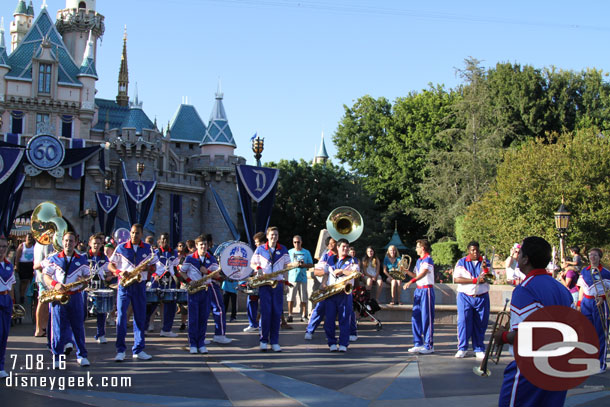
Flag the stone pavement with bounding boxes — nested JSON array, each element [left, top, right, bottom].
[[2, 314, 609, 406]]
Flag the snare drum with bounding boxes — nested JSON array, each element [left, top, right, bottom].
[[160, 288, 178, 303], [90, 289, 115, 314], [175, 289, 188, 304], [216, 241, 254, 281], [146, 288, 160, 304]]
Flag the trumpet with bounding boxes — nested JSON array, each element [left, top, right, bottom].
[[120, 249, 155, 287], [473, 298, 510, 376], [481, 247, 496, 284], [187, 269, 221, 294], [388, 254, 412, 281], [40, 274, 95, 305], [310, 270, 362, 304], [248, 262, 300, 289]]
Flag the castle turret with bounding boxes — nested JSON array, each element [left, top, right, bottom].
[[56, 0, 104, 66], [9, 0, 30, 52], [313, 131, 329, 165], [200, 81, 237, 160], [116, 27, 129, 107], [77, 30, 97, 111], [0, 18, 10, 106]]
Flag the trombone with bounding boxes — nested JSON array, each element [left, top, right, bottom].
[[474, 298, 510, 377]]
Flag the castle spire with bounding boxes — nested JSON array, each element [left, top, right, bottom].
[[78, 30, 97, 78], [0, 18, 8, 68], [314, 131, 329, 164], [116, 26, 129, 107]]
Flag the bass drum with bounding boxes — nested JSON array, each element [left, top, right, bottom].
[[215, 241, 254, 281]]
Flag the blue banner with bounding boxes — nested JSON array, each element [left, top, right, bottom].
[[236, 165, 279, 203], [69, 138, 85, 179], [209, 184, 240, 241], [95, 192, 120, 237], [122, 179, 156, 226], [2, 173, 25, 237], [170, 194, 182, 248], [0, 147, 25, 236], [236, 173, 254, 247]]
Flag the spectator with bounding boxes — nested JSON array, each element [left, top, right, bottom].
[[504, 243, 526, 285], [362, 246, 382, 300], [383, 245, 402, 305]]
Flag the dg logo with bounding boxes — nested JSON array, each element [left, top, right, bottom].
[[514, 305, 599, 391]]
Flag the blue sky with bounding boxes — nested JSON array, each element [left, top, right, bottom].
[[3, 0, 610, 165]]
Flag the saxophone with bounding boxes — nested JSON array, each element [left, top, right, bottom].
[[187, 269, 221, 294], [120, 249, 155, 287], [40, 274, 95, 305], [248, 262, 299, 289], [388, 254, 412, 280], [310, 270, 362, 304]]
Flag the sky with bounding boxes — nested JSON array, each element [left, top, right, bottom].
[[3, 0, 610, 166]]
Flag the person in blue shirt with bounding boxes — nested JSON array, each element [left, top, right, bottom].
[[0, 236, 16, 378], [222, 278, 239, 321], [383, 245, 402, 305], [287, 235, 313, 322], [495, 236, 574, 407]]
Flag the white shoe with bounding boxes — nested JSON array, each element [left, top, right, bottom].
[[243, 325, 259, 333], [160, 331, 178, 338], [198, 346, 208, 354], [133, 351, 152, 360], [271, 344, 282, 352], [0, 370, 8, 379], [339, 345, 347, 352], [77, 357, 90, 366], [455, 350, 468, 358], [189, 347, 198, 354], [260, 342, 269, 351], [418, 347, 434, 354], [349, 335, 358, 342], [114, 352, 125, 362], [96, 336, 108, 344], [204, 339, 212, 345], [408, 346, 424, 353], [213, 335, 232, 344], [304, 332, 313, 340], [329, 344, 338, 352], [475, 352, 486, 360]]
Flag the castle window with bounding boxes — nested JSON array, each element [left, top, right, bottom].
[[79, 2, 87, 9], [189, 144, 194, 150], [38, 64, 52, 94], [36, 114, 50, 133], [61, 115, 73, 138], [11, 111, 24, 134]]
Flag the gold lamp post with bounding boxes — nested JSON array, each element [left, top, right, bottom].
[[554, 197, 571, 270], [136, 162, 145, 180], [251, 136, 264, 167]]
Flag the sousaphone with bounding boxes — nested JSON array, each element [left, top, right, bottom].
[[31, 202, 68, 251], [326, 206, 363, 243]]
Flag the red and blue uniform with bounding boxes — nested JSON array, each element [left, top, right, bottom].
[[0, 259, 15, 372], [251, 242, 290, 346], [324, 254, 359, 348], [110, 240, 160, 355], [44, 251, 90, 359], [181, 252, 215, 348], [577, 265, 610, 371], [499, 269, 573, 406], [87, 250, 110, 340], [146, 247, 179, 333], [453, 255, 491, 352], [412, 253, 435, 350], [205, 250, 227, 337], [306, 249, 336, 336]]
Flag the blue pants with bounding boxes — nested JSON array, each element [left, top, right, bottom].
[[412, 287, 435, 349], [259, 283, 283, 345], [307, 300, 325, 334], [116, 281, 147, 354], [347, 293, 357, 336], [145, 281, 178, 332], [96, 312, 107, 339], [0, 295, 12, 370], [209, 283, 226, 336], [456, 292, 489, 352], [247, 295, 259, 328], [187, 289, 211, 348], [581, 297, 608, 370], [324, 293, 349, 347], [50, 293, 87, 358], [499, 360, 566, 406]]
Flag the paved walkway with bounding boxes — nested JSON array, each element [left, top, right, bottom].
[[2, 314, 609, 406]]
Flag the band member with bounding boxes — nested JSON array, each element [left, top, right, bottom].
[[495, 236, 573, 406], [87, 234, 111, 343], [205, 238, 232, 345], [287, 235, 313, 322], [179, 235, 214, 353], [347, 246, 359, 341], [33, 241, 54, 339], [321, 238, 359, 352], [250, 226, 291, 352], [576, 248, 610, 373], [305, 237, 336, 340], [108, 223, 160, 361], [146, 233, 179, 337], [43, 232, 91, 368], [0, 236, 16, 378], [243, 232, 265, 333], [453, 241, 491, 359], [403, 239, 435, 354]]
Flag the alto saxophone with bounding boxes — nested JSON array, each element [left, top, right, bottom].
[[120, 250, 155, 288], [310, 270, 363, 304], [187, 269, 221, 294], [40, 274, 95, 305], [248, 262, 299, 289]]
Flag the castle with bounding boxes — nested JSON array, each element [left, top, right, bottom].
[[0, 0, 246, 243]]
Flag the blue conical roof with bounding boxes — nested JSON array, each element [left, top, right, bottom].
[[201, 83, 236, 147], [0, 22, 8, 68], [169, 104, 207, 142], [27, 0, 34, 16], [15, 0, 27, 15], [78, 31, 97, 78], [383, 227, 408, 250], [316, 132, 329, 158]]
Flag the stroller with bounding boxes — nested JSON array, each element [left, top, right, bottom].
[[352, 286, 382, 330]]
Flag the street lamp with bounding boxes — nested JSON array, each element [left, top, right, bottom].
[[136, 162, 145, 180], [251, 135, 264, 167], [104, 173, 114, 191], [554, 197, 571, 272]]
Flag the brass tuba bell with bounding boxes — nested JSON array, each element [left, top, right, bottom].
[[326, 206, 364, 243], [31, 202, 68, 251]]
